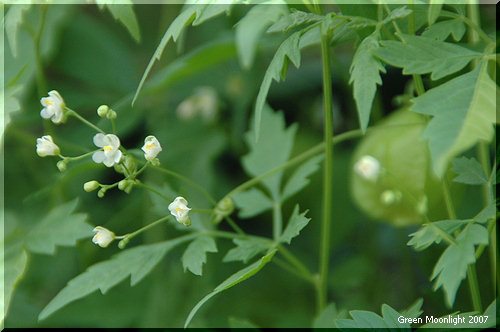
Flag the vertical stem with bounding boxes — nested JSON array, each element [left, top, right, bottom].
[[318, 24, 334, 314], [467, 265, 483, 313], [34, 4, 49, 97], [273, 201, 283, 242]]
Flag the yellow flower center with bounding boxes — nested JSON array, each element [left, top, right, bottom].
[[145, 143, 154, 150], [103, 145, 113, 151], [46, 100, 53, 105], [176, 207, 182, 212]]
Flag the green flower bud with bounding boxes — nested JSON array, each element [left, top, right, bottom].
[[118, 179, 128, 191], [124, 182, 134, 194], [97, 188, 106, 198], [106, 110, 117, 120], [151, 158, 160, 167], [56, 160, 67, 172], [97, 105, 109, 118], [84, 180, 100, 192], [119, 155, 137, 176], [118, 237, 130, 249], [212, 197, 235, 224]]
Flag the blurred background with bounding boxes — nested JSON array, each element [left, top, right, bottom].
[[2, 3, 497, 327]]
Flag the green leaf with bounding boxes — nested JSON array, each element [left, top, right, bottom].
[[1, 242, 28, 326], [428, 0, 444, 26], [182, 236, 217, 276], [96, 0, 141, 42], [192, 1, 233, 26], [421, 19, 466, 41], [451, 156, 488, 185], [411, 62, 497, 176], [5, 4, 31, 57], [473, 202, 496, 224], [243, 105, 297, 198], [408, 219, 468, 251], [39, 235, 194, 320], [1, 85, 23, 140], [267, 9, 323, 33], [313, 303, 347, 328], [132, 6, 196, 106], [282, 155, 323, 201], [235, 1, 288, 69], [232, 188, 273, 219], [374, 34, 481, 80], [336, 302, 416, 330], [381, 6, 412, 25], [24, 199, 93, 255], [254, 31, 301, 141], [184, 249, 277, 328], [431, 223, 489, 307], [223, 238, 269, 264], [280, 205, 310, 245], [400, 298, 424, 319], [349, 34, 386, 133]]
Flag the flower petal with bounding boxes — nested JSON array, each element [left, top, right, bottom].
[[92, 151, 105, 163], [107, 134, 120, 149], [113, 150, 122, 164], [40, 107, 53, 119], [93, 133, 107, 147]]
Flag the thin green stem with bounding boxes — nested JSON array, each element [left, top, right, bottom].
[[134, 161, 150, 178], [151, 165, 215, 204], [467, 2, 481, 45], [442, 178, 457, 220], [278, 244, 314, 282], [61, 150, 96, 162], [224, 216, 246, 236], [204, 230, 272, 245], [408, 0, 415, 35], [111, 118, 117, 135], [272, 257, 313, 283], [66, 108, 105, 134], [301, 0, 316, 14], [118, 215, 172, 248], [272, 201, 283, 242], [191, 209, 213, 214], [135, 182, 173, 202], [34, 5, 48, 97], [467, 265, 482, 313], [318, 24, 334, 314]]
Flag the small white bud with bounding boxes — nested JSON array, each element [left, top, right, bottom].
[[84, 180, 100, 192], [36, 135, 60, 157], [168, 196, 192, 226], [92, 226, 115, 248], [97, 105, 109, 118]]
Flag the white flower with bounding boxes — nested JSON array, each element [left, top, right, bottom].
[[141, 135, 162, 161], [354, 155, 380, 181], [40, 90, 65, 124], [168, 196, 192, 226], [36, 135, 60, 157], [92, 226, 115, 248], [176, 86, 218, 122], [92, 133, 122, 167]]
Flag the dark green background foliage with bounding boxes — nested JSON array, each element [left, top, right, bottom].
[[2, 2, 497, 328]]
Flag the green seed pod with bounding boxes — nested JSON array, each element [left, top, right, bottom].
[[106, 110, 117, 120], [118, 179, 128, 191], [350, 109, 444, 226], [97, 188, 106, 198], [84, 180, 100, 192]]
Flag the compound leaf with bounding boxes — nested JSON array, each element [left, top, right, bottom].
[[411, 62, 497, 176], [39, 235, 194, 320], [182, 236, 217, 276], [374, 34, 481, 80], [5, 4, 31, 57], [267, 9, 323, 33], [184, 249, 276, 328], [431, 223, 488, 307], [349, 34, 386, 132], [24, 199, 93, 255]]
